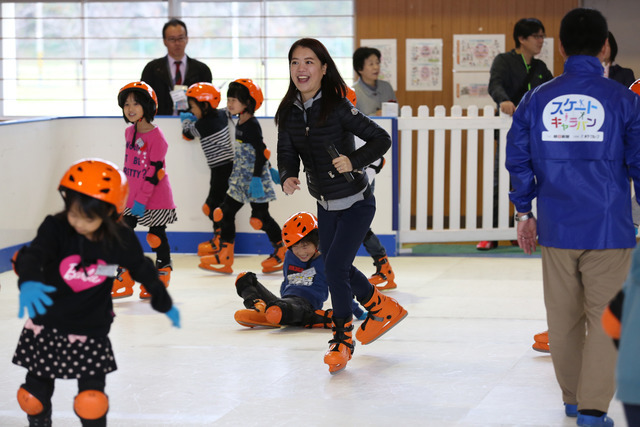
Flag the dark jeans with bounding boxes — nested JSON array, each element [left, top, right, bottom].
[[317, 196, 376, 318], [624, 403, 640, 427]]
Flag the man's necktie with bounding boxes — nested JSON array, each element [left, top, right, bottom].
[[174, 61, 182, 85]]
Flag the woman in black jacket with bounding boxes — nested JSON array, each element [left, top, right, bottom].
[[276, 38, 407, 374]]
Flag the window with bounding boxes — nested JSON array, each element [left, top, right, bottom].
[[0, 1, 354, 117]]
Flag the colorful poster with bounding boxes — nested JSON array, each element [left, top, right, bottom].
[[453, 72, 494, 109], [453, 34, 505, 71], [360, 38, 397, 90], [535, 37, 555, 74], [406, 39, 443, 91]]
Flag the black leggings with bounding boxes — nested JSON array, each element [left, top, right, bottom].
[[22, 372, 106, 426], [218, 197, 281, 245], [235, 272, 328, 327], [123, 216, 171, 268], [204, 163, 233, 229]]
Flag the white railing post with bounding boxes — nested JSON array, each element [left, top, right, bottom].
[[399, 105, 414, 236], [465, 105, 479, 230], [497, 110, 511, 229], [449, 105, 463, 230], [481, 107, 495, 231], [416, 105, 430, 232], [432, 105, 446, 231]]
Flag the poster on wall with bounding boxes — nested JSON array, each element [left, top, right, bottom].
[[406, 38, 443, 91], [535, 37, 555, 74], [453, 34, 505, 72], [360, 38, 397, 90], [453, 72, 495, 109]]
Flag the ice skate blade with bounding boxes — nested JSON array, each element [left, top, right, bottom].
[[111, 291, 133, 299], [328, 363, 347, 374], [358, 309, 408, 345], [198, 263, 233, 274], [262, 265, 283, 274], [531, 342, 550, 353], [235, 320, 280, 328], [374, 281, 397, 291]]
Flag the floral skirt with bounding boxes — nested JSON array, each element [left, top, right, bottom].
[[12, 320, 117, 380]]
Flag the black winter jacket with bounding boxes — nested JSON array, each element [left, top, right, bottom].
[[488, 49, 553, 108], [277, 95, 391, 201]]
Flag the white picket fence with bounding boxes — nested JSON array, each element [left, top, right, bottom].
[[396, 104, 519, 244]]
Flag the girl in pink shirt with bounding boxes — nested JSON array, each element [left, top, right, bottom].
[[112, 81, 177, 299]]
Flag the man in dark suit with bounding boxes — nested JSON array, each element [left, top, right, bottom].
[[141, 18, 212, 115]]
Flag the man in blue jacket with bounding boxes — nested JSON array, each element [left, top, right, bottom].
[[506, 8, 640, 427]]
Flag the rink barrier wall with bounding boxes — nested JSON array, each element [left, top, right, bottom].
[[0, 115, 396, 272], [0, 107, 526, 273]]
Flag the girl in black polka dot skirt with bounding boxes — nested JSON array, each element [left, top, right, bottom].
[[12, 159, 180, 427]]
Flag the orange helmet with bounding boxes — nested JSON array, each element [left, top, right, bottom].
[[345, 86, 357, 106], [59, 159, 129, 214], [233, 78, 264, 112], [282, 212, 318, 248], [630, 79, 640, 96], [118, 81, 158, 117], [186, 82, 221, 109]]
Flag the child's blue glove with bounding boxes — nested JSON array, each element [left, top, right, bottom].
[[249, 177, 265, 198], [165, 306, 181, 328], [270, 168, 281, 185], [19, 281, 56, 319], [131, 201, 145, 217], [351, 300, 368, 320], [179, 112, 196, 125]]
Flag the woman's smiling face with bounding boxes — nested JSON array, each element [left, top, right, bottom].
[[290, 46, 327, 102]]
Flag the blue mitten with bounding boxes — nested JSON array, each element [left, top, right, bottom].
[[165, 306, 181, 328], [270, 168, 281, 185], [131, 201, 146, 217], [179, 112, 196, 126], [19, 281, 56, 318], [249, 177, 265, 198]]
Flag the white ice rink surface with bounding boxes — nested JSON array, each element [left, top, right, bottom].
[[0, 254, 627, 426]]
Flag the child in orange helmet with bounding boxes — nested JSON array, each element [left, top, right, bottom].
[[12, 158, 180, 427], [199, 79, 283, 275], [112, 81, 178, 299], [234, 211, 366, 329], [180, 82, 234, 258]]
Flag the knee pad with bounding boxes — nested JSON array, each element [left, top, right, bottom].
[[17, 387, 44, 416], [146, 232, 162, 249], [74, 390, 109, 420], [202, 203, 211, 217], [249, 217, 263, 230], [213, 207, 224, 222]]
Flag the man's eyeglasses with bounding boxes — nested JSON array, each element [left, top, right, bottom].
[[166, 36, 187, 43], [530, 34, 545, 40]]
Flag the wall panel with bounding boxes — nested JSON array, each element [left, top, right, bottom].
[[355, 0, 579, 112]]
